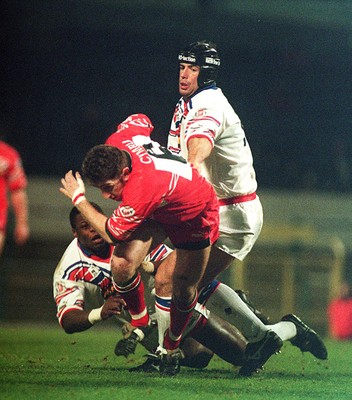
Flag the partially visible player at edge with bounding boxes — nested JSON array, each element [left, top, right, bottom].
[[160, 40, 328, 375], [0, 139, 29, 257]]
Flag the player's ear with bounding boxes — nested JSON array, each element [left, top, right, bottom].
[[121, 167, 130, 182], [72, 228, 78, 238]]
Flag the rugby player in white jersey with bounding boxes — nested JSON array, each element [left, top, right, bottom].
[[161, 40, 328, 375]]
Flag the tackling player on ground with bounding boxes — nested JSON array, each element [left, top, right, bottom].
[[53, 203, 249, 371]]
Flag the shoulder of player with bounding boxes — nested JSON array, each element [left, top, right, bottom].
[[0, 142, 21, 165], [54, 244, 111, 282], [54, 239, 80, 272], [194, 85, 223, 99], [0, 141, 17, 154], [189, 87, 227, 111], [55, 238, 103, 270]]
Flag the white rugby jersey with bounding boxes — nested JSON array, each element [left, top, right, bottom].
[[53, 239, 172, 326], [168, 86, 257, 199], [53, 238, 115, 325]]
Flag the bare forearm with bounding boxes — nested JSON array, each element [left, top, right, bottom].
[[61, 297, 125, 333], [187, 137, 212, 171], [61, 310, 95, 334]]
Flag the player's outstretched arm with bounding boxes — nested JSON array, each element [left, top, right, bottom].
[[61, 309, 98, 334], [61, 297, 126, 334]]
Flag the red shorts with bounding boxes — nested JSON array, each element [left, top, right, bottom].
[[159, 190, 219, 250]]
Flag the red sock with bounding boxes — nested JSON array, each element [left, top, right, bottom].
[[113, 272, 149, 327], [164, 293, 198, 350]]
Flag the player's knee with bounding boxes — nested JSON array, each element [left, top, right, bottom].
[[111, 257, 139, 283], [154, 268, 172, 297], [171, 266, 199, 306]]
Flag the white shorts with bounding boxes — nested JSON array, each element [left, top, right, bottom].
[[214, 196, 263, 261]]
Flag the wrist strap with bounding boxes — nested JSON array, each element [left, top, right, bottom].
[[88, 306, 103, 325], [72, 187, 86, 205]]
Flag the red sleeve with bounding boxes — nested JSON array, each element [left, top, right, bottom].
[[105, 175, 163, 242], [8, 158, 27, 192]]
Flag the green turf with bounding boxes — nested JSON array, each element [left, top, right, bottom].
[[0, 323, 350, 400]]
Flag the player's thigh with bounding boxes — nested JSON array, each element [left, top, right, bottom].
[[180, 337, 213, 369], [199, 246, 234, 288], [172, 247, 211, 299], [192, 313, 246, 366]]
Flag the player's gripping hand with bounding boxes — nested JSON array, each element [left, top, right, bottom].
[[101, 296, 127, 320], [60, 170, 86, 205]]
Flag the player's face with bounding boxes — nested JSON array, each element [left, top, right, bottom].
[[73, 214, 107, 252], [94, 166, 130, 201], [179, 63, 200, 98], [97, 177, 125, 201]]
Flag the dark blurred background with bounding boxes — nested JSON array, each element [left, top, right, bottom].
[[2, 0, 351, 191]]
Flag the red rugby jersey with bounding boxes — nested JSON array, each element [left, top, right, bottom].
[[104, 114, 219, 245]]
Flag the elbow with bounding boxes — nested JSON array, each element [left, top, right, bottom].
[[64, 328, 75, 335], [61, 318, 78, 334], [62, 324, 76, 334]]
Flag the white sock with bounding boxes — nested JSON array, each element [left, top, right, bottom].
[[155, 295, 171, 348], [206, 283, 268, 342], [267, 321, 297, 341]]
